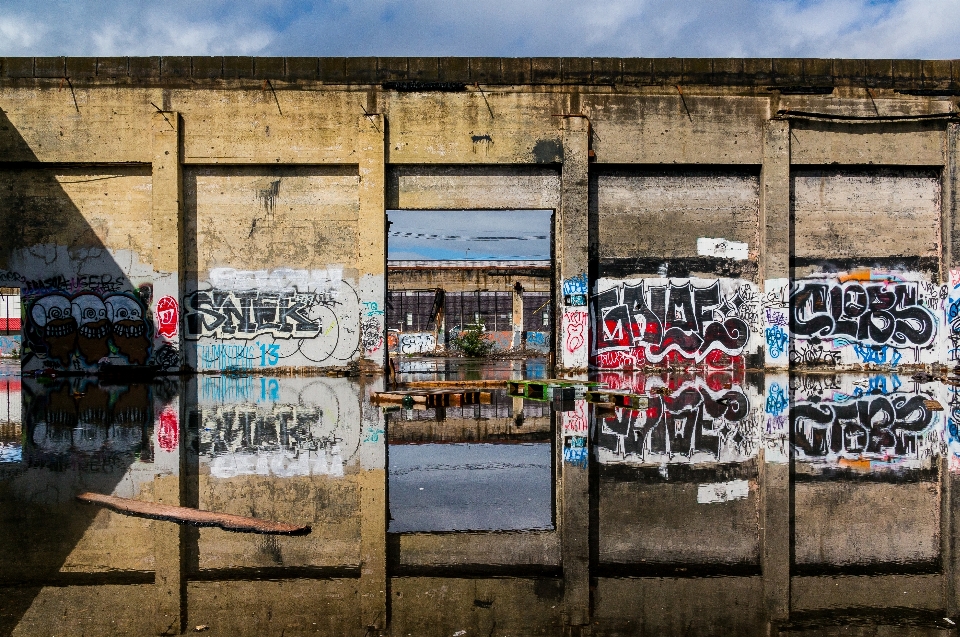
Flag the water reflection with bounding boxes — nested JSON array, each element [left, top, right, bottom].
[[1, 366, 960, 635]]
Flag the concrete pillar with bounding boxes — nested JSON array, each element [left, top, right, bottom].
[[560, 397, 590, 627], [760, 119, 791, 369], [557, 117, 590, 372], [358, 114, 387, 372], [760, 445, 790, 626], [941, 453, 959, 615], [152, 384, 188, 635], [359, 378, 388, 631], [152, 111, 184, 371], [512, 283, 524, 349]]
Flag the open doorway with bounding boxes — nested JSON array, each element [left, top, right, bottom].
[[386, 210, 553, 358]]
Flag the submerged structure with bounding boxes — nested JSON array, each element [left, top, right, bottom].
[[0, 56, 958, 374]]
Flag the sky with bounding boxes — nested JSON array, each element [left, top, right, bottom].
[[387, 210, 551, 261], [0, 0, 959, 58]]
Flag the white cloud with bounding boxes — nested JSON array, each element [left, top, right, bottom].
[[0, 0, 958, 58]]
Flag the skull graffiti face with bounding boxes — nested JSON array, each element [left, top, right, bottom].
[[106, 294, 150, 365], [30, 294, 77, 365], [72, 293, 110, 363]]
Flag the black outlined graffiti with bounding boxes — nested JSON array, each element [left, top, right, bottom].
[[791, 281, 937, 348], [184, 289, 339, 339], [25, 290, 152, 367], [594, 280, 754, 366]]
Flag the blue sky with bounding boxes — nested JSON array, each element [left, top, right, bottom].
[[1, 0, 958, 57], [388, 210, 552, 261]]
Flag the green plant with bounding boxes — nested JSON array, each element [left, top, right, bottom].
[[449, 323, 495, 357]]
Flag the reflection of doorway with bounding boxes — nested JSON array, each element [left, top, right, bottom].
[[0, 288, 21, 360], [386, 210, 553, 356]]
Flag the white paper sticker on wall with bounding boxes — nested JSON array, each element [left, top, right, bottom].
[[697, 238, 749, 261], [697, 479, 750, 504]]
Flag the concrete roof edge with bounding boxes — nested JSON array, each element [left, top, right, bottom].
[[0, 57, 956, 89]]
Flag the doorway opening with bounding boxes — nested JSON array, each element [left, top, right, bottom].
[[385, 209, 553, 358]]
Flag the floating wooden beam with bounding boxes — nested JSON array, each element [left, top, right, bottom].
[[76, 492, 311, 536]]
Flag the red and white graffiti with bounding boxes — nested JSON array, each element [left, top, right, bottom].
[[156, 296, 180, 339], [564, 310, 587, 353], [157, 406, 179, 452]]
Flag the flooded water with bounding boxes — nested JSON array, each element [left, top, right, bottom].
[[2, 358, 960, 635]]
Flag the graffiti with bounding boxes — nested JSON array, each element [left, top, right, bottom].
[[526, 331, 548, 347], [399, 332, 436, 354], [594, 279, 754, 367], [25, 290, 152, 367], [792, 393, 938, 461], [765, 325, 789, 359], [790, 343, 841, 366], [184, 289, 335, 340], [154, 344, 181, 370], [791, 280, 937, 348], [766, 382, 788, 416], [597, 378, 757, 465], [563, 437, 588, 468], [562, 272, 588, 307], [765, 308, 787, 327], [362, 301, 384, 317], [157, 407, 179, 452], [564, 310, 587, 353], [155, 296, 179, 339], [361, 317, 383, 354], [198, 343, 255, 371]]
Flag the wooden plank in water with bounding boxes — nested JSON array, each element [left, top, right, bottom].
[[398, 380, 507, 389], [77, 492, 311, 536]]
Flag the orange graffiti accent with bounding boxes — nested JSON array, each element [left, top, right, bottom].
[[837, 269, 873, 283], [837, 456, 871, 472], [564, 310, 587, 353]]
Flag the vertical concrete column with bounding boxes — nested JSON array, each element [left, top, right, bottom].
[[512, 283, 524, 349], [557, 117, 590, 372], [560, 399, 590, 627], [944, 123, 959, 285], [760, 120, 791, 369], [152, 112, 184, 371], [760, 447, 790, 625], [358, 114, 387, 371], [153, 387, 188, 635], [359, 377, 388, 631], [151, 111, 188, 635], [940, 454, 958, 616]]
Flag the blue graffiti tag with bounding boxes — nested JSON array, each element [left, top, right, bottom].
[[765, 325, 789, 359], [563, 437, 588, 468], [765, 382, 788, 416], [562, 273, 588, 306], [852, 343, 902, 366]]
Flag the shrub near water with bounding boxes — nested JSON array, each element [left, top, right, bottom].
[[449, 323, 495, 357]]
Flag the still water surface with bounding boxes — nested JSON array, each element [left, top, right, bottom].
[[1, 359, 960, 635]]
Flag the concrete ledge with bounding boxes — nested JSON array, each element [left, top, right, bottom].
[[0, 57, 957, 89]]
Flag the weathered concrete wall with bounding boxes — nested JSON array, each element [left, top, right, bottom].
[[1, 58, 959, 371]]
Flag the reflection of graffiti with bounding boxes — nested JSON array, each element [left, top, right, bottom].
[[791, 280, 936, 348], [361, 317, 383, 354], [564, 310, 587, 353], [597, 378, 757, 465], [594, 279, 754, 367], [766, 382, 788, 416], [562, 272, 588, 306], [399, 332, 436, 354], [26, 291, 152, 367], [793, 393, 936, 460], [155, 296, 179, 339], [765, 325, 788, 359], [157, 407, 179, 452]]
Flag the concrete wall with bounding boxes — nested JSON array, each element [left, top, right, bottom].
[[1, 58, 960, 371]]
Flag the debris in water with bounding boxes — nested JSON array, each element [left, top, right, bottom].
[[76, 492, 311, 535]]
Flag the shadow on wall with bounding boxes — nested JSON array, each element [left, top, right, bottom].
[[0, 106, 170, 633], [0, 108, 174, 375]]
